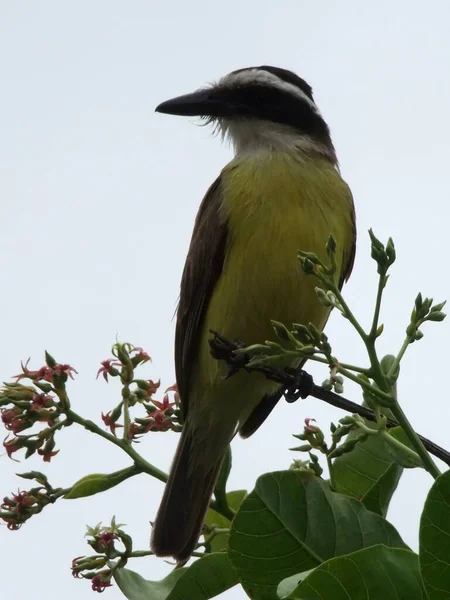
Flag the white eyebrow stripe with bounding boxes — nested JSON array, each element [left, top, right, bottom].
[[220, 69, 320, 113]]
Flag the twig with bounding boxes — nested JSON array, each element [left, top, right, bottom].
[[209, 331, 450, 467]]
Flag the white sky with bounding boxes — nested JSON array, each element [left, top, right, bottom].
[[1, 2, 449, 599]]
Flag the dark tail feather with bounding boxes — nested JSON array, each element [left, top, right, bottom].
[[239, 388, 283, 438], [151, 426, 224, 561]]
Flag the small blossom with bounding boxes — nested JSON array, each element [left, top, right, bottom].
[[8, 417, 30, 434], [37, 447, 60, 462], [146, 409, 173, 432], [152, 393, 175, 412], [0, 489, 40, 530], [31, 393, 54, 410], [145, 379, 161, 397], [71, 556, 107, 579], [96, 531, 118, 552], [3, 519, 22, 530], [10, 490, 37, 514], [128, 421, 143, 441], [304, 418, 317, 432], [3, 437, 22, 459], [14, 361, 54, 382], [53, 363, 78, 379], [101, 411, 123, 436], [165, 383, 180, 405], [132, 347, 151, 363], [1, 407, 23, 432], [71, 556, 86, 578], [96, 359, 122, 382], [303, 418, 325, 450], [91, 572, 113, 593], [144, 391, 176, 432]]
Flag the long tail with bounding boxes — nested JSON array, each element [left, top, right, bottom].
[[151, 425, 225, 561]]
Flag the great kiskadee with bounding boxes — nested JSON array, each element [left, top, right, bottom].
[[151, 66, 356, 561]]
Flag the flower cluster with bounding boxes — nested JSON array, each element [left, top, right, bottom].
[[15, 360, 77, 384], [292, 418, 327, 452], [72, 518, 130, 593], [0, 486, 53, 530], [97, 344, 182, 442], [1, 384, 65, 462], [0, 355, 78, 462]]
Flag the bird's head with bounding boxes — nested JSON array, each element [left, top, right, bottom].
[[156, 65, 336, 160]]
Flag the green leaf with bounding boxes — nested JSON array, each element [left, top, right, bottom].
[[277, 571, 314, 599], [204, 490, 246, 553], [280, 545, 427, 599], [228, 470, 407, 600], [64, 466, 139, 499], [420, 469, 450, 599], [115, 566, 184, 600], [333, 422, 403, 516], [114, 553, 238, 600]]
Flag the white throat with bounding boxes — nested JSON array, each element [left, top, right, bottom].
[[218, 118, 334, 159]]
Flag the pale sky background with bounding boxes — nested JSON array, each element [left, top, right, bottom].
[[1, 2, 449, 599]]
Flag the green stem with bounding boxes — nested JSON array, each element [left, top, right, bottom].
[[390, 403, 441, 479], [65, 389, 242, 521], [327, 281, 368, 341], [369, 272, 386, 340], [329, 280, 388, 390], [374, 404, 382, 424], [66, 408, 239, 521], [305, 353, 370, 375], [122, 384, 131, 443], [387, 336, 410, 380], [66, 409, 168, 484], [355, 418, 422, 466], [379, 430, 422, 465], [327, 454, 336, 491], [20, 418, 67, 440], [334, 365, 395, 406]]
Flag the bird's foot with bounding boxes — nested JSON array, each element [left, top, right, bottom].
[[282, 368, 314, 403], [208, 330, 250, 378]]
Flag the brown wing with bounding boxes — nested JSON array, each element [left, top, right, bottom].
[[340, 186, 357, 288], [175, 177, 228, 420]]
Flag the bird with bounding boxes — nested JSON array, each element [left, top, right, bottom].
[[151, 65, 356, 561]]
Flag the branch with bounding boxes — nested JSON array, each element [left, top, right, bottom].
[[209, 331, 450, 467]]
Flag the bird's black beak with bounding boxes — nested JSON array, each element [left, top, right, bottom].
[[155, 88, 232, 117]]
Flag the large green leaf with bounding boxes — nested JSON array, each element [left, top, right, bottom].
[[333, 422, 403, 516], [419, 469, 450, 599], [114, 566, 184, 600], [204, 489, 247, 553], [279, 545, 427, 599], [114, 552, 238, 600], [228, 470, 407, 600], [64, 465, 140, 499]]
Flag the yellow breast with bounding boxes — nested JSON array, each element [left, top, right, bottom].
[[191, 151, 354, 429]]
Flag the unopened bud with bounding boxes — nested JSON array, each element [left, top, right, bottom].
[[326, 235, 337, 255], [290, 444, 312, 452], [44, 352, 57, 368], [334, 381, 344, 394], [430, 300, 446, 313], [271, 320, 293, 343], [385, 238, 396, 266], [315, 287, 332, 307], [426, 311, 446, 322], [322, 378, 333, 391], [300, 257, 315, 275]]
